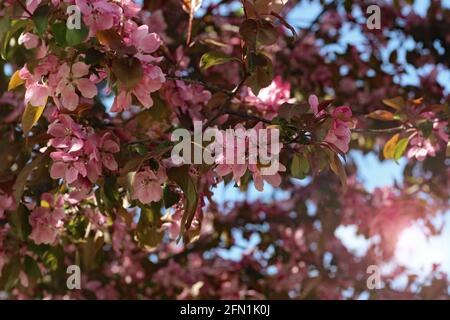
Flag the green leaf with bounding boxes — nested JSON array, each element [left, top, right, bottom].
[[0, 256, 20, 291], [240, 19, 279, 50], [256, 19, 278, 46], [103, 176, 120, 209], [167, 165, 199, 240], [43, 247, 63, 271], [315, 117, 333, 142], [199, 51, 238, 72], [383, 133, 399, 160], [67, 215, 89, 240], [82, 234, 104, 271], [65, 21, 89, 46], [9, 204, 32, 241], [0, 14, 11, 46], [32, 5, 50, 36], [135, 203, 163, 249], [382, 96, 405, 111], [84, 48, 106, 65], [112, 57, 143, 91], [419, 121, 433, 138], [394, 138, 409, 161], [239, 19, 258, 51], [291, 153, 310, 179], [163, 185, 180, 208], [13, 151, 49, 203], [50, 22, 67, 46], [22, 102, 46, 136], [245, 52, 274, 95], [1, 19, 29, 60], [24, 255, 42, 283], [8, 70, 24, 91], [329, 153, 347, 191]]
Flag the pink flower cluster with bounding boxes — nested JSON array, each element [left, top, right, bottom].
[[309, 95, 353, 153], [407, 118, 449, 161], [29, 193, 65, 245], [132, 165, 167, 204], [162, 78, 212, 121], [48, 114, 120, 188], [245, 76, 294, 120], [214, 123, 286, 192], [19, 57, 100, 111], [111, 24, 165, 112]]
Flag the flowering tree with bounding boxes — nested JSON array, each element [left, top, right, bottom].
[[0, 0, 449, 299]]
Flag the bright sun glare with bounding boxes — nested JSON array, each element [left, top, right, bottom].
[[395, 225, 447, 274]]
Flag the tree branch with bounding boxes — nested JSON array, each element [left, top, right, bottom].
[[166, 75, 232, 96], [351, 126, 406, 134], [203, 74, 249, 129], [16, 0, 33, 17]]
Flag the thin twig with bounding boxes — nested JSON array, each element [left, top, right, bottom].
[[224, 109, 272, 124], [297, 1, 336, 42], [16, 0, 33, 17], [203, 74, 249, 128], [166, 75, 232, 96], [351, 126, 406, 134]]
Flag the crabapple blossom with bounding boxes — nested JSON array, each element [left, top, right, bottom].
[[132, 166, 167, 204], [214, 122, 284, 191], [129, 25, 162, 63], [111, 65, 165, 112], [55, 62, 98, 111], [18, 32, 40, 49], [162, 78, 212, 121], [407, 135, 439, 161], [28, 193, 65, 245], [324, 106, 353, 153], [0, 190, 15, 219], [48, 114, 119, 185], [75, 0, 123, 37], [245, 76, 294, 120]]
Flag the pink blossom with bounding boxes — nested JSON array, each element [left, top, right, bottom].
[[24, 83, 50, 107], [55, 62, 98, 111], [215, 122, 285, 191], [111, 65, 165, 112], [75, 0, 122, 37], [29, 193, 65, 245], [132, 166, 166, 204], [245, 76, 294, 120], [48, 114, 120, 186], [324, 106, 353, 153], [130, 25, 162, 62], [50, 152, 88, 184], [407, 135, 438, 161], [20, 55, 59, 107], [48, 114, 85, 152], [162, 77, 211, 121], [98, 133, 120, 171], [0, 190, 15, 219], [18, 32, 40, 49], [214, 123, 248, 185], [432, 119, 449, 143], [248, 162, 286, 192], [25, 0, 41, 14]]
